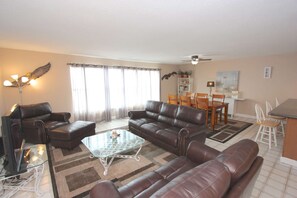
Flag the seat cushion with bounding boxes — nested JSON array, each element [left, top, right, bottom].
[[141, 122, 170, 136], [119, 156, 196, 198], [129, 118, 155, 129], [45, 121, 69, 130], [155, 127, 179, 147]]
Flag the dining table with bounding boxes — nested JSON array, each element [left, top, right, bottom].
[[191, 99, 229, 131]]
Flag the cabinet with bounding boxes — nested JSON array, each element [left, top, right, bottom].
[[224, 97, 245, 118], [178, 77, 192, 95]]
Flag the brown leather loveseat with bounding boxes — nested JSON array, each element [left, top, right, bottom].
[[90, 139, 263, 198], [128, 100, 209, 155], [19, 102, 71, 144]]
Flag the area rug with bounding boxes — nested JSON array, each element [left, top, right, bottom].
[[207, 119, 253, 143], [47, 140, 177, 198]]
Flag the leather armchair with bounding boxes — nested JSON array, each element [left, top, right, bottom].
[[19, 102, 71, 144]]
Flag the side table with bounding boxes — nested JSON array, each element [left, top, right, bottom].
[[0, 144, 47, 198]]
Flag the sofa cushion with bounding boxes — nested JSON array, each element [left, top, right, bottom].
[[216, 139, 259, 185], [145, 100, 163, 120], [151, 160, 231, 198], [155, 127, 180, 147], [158, 103, 178, 126], [141, 122, 166, 136], [155, 156, 197, 181], [20, 102, 52, 119], [174, 106, 205, 128], [23, 114, 51, 122], [119, 171, 167, 198], [45, 121, 69, 130], [129, 118, 155, 129]]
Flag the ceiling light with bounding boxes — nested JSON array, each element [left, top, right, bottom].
[[191, 56, 199, 65]]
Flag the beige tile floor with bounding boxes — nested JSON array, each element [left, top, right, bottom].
[[9, 117, 297, 198]]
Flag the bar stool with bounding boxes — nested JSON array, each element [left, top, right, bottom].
[[255, 104, 280, 149], [265, 101, 285, 136]]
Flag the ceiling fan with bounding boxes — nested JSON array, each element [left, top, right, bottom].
[[184, 55, 212, 65]]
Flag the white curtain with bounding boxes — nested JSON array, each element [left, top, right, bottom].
[[69, 64, 160, 122]]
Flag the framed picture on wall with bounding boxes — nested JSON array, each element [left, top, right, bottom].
[[264, 66, 272, 79], [215, 71, 239, 95]]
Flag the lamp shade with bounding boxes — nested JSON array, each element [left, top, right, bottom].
[[207, 81, 215, 87]]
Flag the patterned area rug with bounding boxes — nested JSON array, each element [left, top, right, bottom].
[[207, 119, 252, 143], [47, 140, 177, 198]]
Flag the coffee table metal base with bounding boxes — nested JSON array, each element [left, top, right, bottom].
[[91, 146, 142, 176]]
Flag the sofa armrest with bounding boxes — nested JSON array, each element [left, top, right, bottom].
[[22, 119, 45, 127], [186, 141, 220, 164], [90, 181, 121, 198], [50, 112, 71, 122], [128, 110, 147, 119], [21, 120, 48, 143], [177, 126, 208, 155]]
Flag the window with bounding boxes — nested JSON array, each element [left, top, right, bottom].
[[70, 64, 160, 122]]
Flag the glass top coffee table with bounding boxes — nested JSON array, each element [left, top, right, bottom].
[[81, 129, 145, 175]]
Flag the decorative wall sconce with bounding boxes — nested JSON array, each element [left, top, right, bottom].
[[3, 62, 51, 104]]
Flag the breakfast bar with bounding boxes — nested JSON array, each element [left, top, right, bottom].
[[269, 99, 297, 166]]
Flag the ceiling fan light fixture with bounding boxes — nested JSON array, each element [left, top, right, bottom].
[[191, 56, 199, 65]]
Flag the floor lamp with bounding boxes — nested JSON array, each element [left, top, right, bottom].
[[207, 81, 215, 97], [3, 75, 31, 104]]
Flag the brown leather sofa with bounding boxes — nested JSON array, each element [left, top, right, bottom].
[[90, 139, 263, 198], [128, 100, 209, 155], [19, 102, 71, 144]]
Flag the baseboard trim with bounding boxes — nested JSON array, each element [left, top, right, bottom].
[[280, 157, 297, 167], [234, 113, 256, 119]]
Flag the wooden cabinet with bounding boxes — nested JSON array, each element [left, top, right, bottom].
[[178, 77, 192, 95]]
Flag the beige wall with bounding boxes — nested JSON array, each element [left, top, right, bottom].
[[179, 53, 297, 117], [0, 48, 178, 120], [1, 47, 296, 120]]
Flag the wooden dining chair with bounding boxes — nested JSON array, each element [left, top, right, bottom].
[[194, 93, 208, 99], [167, 94, 178, 105], [195, 97, 211, 127], [185, 92, 193, 98], [180, 95, 191, 107], [212, 94, 225, 122]]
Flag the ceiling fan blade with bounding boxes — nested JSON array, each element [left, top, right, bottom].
[[199, 58, 212, 61]]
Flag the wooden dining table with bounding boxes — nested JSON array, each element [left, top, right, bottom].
[[190, 100, 229, 131]]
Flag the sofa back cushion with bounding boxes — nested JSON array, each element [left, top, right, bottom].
[[215, 139, 259, 185], [158, 103, 178, 126], [20, 102, 52, 119], [174, 106, 205, 128], [145, 100, 163, 120], [151, 160, 231, 198]]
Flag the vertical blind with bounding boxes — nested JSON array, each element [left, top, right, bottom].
[[69, 64, 160, 122]]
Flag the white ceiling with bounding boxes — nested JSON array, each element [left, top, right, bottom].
[[1, 0, 297, 64]]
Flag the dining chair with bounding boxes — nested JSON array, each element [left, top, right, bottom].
[[255, 104, 280, 149], [185, 92, 193, 98], [194, 93, 208, 99], [212, 94, 225, 122], [167, 94, 178, 105], [195, 97, 210, 127], [180, 95, 192, 106], [265, 101, 285, 136]]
